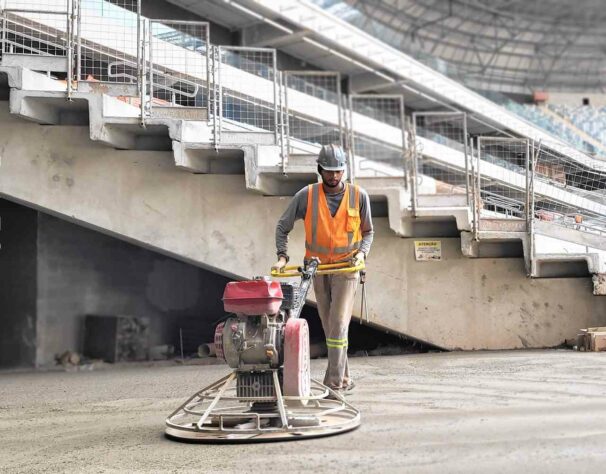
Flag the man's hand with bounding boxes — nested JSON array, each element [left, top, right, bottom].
[[272, 256, 288, 273], [351, 251, 365, 268]]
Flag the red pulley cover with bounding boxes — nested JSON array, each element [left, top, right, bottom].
[[222, 280, 283, 315]]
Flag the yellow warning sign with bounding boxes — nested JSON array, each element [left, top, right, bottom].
[[414, 240, 442, 261]]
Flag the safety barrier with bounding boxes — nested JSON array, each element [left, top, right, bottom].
[[476, 137, 530, 232], [217, 46, 277, 141], [282, 71, 343, 164], [348, 94, 405, 182], [76, 0, 140, 85], [147, 20, 209, 118], [412, 111, 470, 209], [530, 140, 606, 238]]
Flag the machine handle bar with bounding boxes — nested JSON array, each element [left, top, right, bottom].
[[271, 261, 365, 278]]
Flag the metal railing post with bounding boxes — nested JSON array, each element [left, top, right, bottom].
[[462, 112, 469, 205], [212, 45, 219, 149], [217, 46, 222, 145], [469, 137, 477, 239], [140, 17, 147, 127], [66, 0, 74, 100], [525, 138, 530, 230], [336, 73, 343, 148], [283, 71, 291, 161], [409, 114, 419, 216], [347, 94, 355, 184], [398, 95, 407, 189], [278, 71, 287, 174], [272, 51, 278, 144], [476, 136, 483, 233]]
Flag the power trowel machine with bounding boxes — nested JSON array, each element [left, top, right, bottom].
[[165, 259, 363, 442]]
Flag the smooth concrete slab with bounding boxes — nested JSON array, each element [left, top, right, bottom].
[[2, 350, 606, 472]]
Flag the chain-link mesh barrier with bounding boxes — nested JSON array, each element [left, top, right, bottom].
[[348, 95, 405, 181], [217, 46, 277, 138], [148, 20, 209, 114], [1, 1, 70, 57], [476, 137, 529, 231], [283, 71, 342, 157], [412, 111, 469, 206], [77, 0, 139, 84], [531, 141, 606, 240]]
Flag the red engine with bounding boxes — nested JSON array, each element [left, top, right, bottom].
[[222, 279, 283, 315]]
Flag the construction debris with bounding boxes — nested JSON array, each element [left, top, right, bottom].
[[149, 344, 175, 361], [55, 350, 81, 367], [575, 327, 606, 352], [197, 343, 216, 358]]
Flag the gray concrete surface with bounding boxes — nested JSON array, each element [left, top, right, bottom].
[[1, 350, 606, 473]]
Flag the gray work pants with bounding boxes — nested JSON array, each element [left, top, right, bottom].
[[313, 271, 359, 389]]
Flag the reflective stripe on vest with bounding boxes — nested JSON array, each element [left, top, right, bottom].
[[304, 182, 362, 263]]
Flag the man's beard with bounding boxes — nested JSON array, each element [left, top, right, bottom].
[[322, 176, 341, 188]]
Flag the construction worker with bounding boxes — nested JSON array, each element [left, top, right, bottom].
[[273, 144, 374, 394]]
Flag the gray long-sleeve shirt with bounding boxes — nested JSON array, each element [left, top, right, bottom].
[[275, 183, 374, 260]]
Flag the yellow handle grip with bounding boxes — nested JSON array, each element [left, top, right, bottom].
[[271, 261, 365, 278]]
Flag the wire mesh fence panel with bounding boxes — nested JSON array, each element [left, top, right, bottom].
[[477, 137, 529, 231], [348, 95, 405, 181], [217, 46, 277, 138], [1, 1, 70, 59], [531, 141, 606, 240], [77, 0, 140, 85], [283, 71, 342, 156], [412, 111, 469, 206], [148, 20, 209, 114]]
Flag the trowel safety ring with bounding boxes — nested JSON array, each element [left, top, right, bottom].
[[165, 372, 361, 443]]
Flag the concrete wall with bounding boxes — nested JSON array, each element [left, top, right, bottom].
[[545, 92, 606, 108], [0, 200, 37, 368], [1, 101, 605, 350], [35, 212, 231, 366]]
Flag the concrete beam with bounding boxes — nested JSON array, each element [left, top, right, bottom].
[[241, 23, 308, 48], [534, 220, 606, 252]]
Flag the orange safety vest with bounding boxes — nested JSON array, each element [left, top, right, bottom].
[[304, 183, 362, 264]]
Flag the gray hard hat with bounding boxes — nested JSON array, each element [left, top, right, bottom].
[[317, 144, 347, 171]]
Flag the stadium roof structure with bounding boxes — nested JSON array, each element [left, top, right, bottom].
[[314, 0, 606, 94]]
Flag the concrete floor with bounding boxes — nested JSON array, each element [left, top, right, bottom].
[[2, 350, 606, 473]]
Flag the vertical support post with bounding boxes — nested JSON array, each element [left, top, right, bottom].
[[217, 46, 223, 145], [134, 1, 143, 126], [462, 112, 469, 206], [205, 25, 210, 116], [1, 8, 5, 57], [278, 71, 287, 174], [525, 138, 530, 231], [76, 0, 82, 84], [139, 17, 146, 127], [469, 137, 477, 239], [476, 136, 483, 234], [347, 95, 355, 184], [410, 112, 419, 216], [210, 45, 217, 149], [283, 71, 291, 162], [336, 74, 343, 148], [272, 51, 278, 144], [66, 0, 74, 100], [528, 140, 539, 276], [399, 95, 406, 189]]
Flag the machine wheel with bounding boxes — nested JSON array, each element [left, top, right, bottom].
[[283, 318, 311, 405]]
